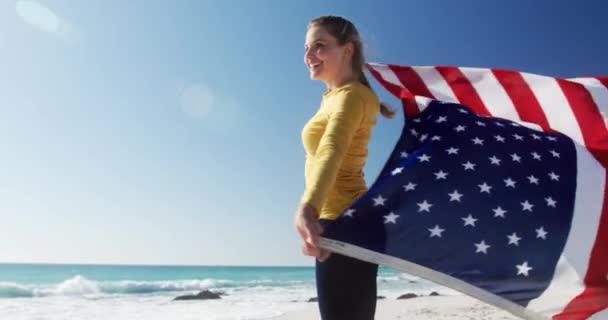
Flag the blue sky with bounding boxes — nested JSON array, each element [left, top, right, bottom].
[[0, 0, 606, 266]]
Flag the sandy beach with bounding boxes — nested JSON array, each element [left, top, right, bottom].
[[272, 294, 519, 320]]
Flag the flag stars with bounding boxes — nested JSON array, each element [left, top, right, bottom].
[[418, 154, 431, 163], [403, 182, 417, 192], [383, 211, 400, 224], [494, 135, 505, 142], [448, 190, 463, 202], [511, 153, 522, 162], [417, 200, 433, 212], [428, 225, 445, 238], [521, 200, 534, 212], [513, 134, 524, 141], [373, 195, 387, 206], [455, 125, 466, 132], [549, 172, 560, 181], [474, 240, 491, 254], [431, 135, 442, 141], [493, 206, 507, 218], [545, 197, 557, 207], [446, 147, 459, 155], [410, 128, 419, 137], [434, 170, 448, 180], [495, 122, 505, 127], [463, 161, 476, 171], [478, 182, 492, 194], [531, 133, 542, 140], [343, 209, 355, 217], [531, 152, 542, 161], [550, 150, 560, 158], [504, 178, 516, 188], [472, 137, 484, 145], [536, 227, 548, 239], [400, 151, 409, 158], [458, 108, 469, 114], [419, 134, 428, 142], [507, 233, 522, 246], [476, 121, 486, 127], [547, 136, 558, 141], [462, 214, 477, 227], [527, 175, 539, 185], [436, 116, 447, 123], [489, 156, 501, 166], [391, 167, 404, 175], [516, 262, 533, 277]]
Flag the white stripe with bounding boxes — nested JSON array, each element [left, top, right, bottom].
[[568, 77, 608, 131], [366, 63, 403, 87], [412, 66, 460, 103], [459, 67, 522, 121], [590, 308, 608, 319], [527, 144, 606, 317], [520, 73, 586, 146]]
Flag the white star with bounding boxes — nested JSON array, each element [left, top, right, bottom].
[[412, 118, 421, 123], [462, 161, 476, 171], [511, 153, 522, 162], [400, 151, 409, 158], [392, 167, 404, 175], [494, 135, 505, 142], [428, 225, 445, 238], [504, 178, 516, 188], [403, 182, 417, 192], [417, 200, 433, 212], [410, 128, 419, 137], [550, 150, 560, 158], [448, 190, 463, 202], [419, 133, 428, 142], [516, 261, 533, 276], [418, 154, 431, 162], [474, 240, 491, 254], [455, 125, 466, 132], [478, 182, 492, 193], [472, 137, 484, 145], [549, 172, 560, 181], [507, 232, 521, 246], [495, 122, 505, 127], [458, 108, 469, 114], [521, 200, 534, 212], [476, 121, 486, 127], [489, 155, 501, 166], [527, 175, 539, 185], [545, 197, 557, 207], [531, 152, 542, 161], [434, 170, 448, 180], [513, 134, 523, 140], [431, 135, 442, 141], [436, 116, 447, 123], [343, 209, 355, 217], [536, 227, 548, 239], [383, 211, 400, 224], [446, 147, 459, 155], [373, 195, 387, 206], [462, 214, 477, 227], [531, 133, 542, 140], [547, 136, 558, 141], [493, 206, 507, 218], [511, 122, 521, 127]]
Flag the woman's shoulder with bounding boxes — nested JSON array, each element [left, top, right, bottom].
[[325, 81, 379, 106]]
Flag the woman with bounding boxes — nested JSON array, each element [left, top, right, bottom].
[[294, 15, 396, 320]]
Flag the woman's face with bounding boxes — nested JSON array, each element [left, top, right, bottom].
[[304, 25, 350, 83]]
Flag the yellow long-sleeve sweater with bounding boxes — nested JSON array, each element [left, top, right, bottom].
[[300, 81, 380, 220]]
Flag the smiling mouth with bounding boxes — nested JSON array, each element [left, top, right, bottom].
[[309, 62, 323, 71]]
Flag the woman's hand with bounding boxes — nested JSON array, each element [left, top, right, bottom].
[[294, 203, 331, 262]]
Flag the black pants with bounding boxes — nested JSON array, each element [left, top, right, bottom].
[[315, 236, 379, 319]]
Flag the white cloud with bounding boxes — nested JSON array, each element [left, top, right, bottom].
[[15, 0, 80, 42]]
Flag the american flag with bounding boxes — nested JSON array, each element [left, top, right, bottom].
[[319, 63, 608, 320]]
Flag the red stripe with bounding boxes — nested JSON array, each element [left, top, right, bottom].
[[387, 65, 436, 117], [492, 70, 552, 130], [435, 66, 492, 116], [366, 64, 418, 117], [554, 80, 608, 319], [596, 77, 608, 88]]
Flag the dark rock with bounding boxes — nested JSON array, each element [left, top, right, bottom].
[[429, 291, 440, 296], [173, 290, 222, 301], [397, 293, 418, 300], [308, 297, 318, 302]]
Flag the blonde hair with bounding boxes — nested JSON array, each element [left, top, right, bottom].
[[308, 15, 396, 119]]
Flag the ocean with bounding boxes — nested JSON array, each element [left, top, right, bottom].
[[0, 263, 445, 319]]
